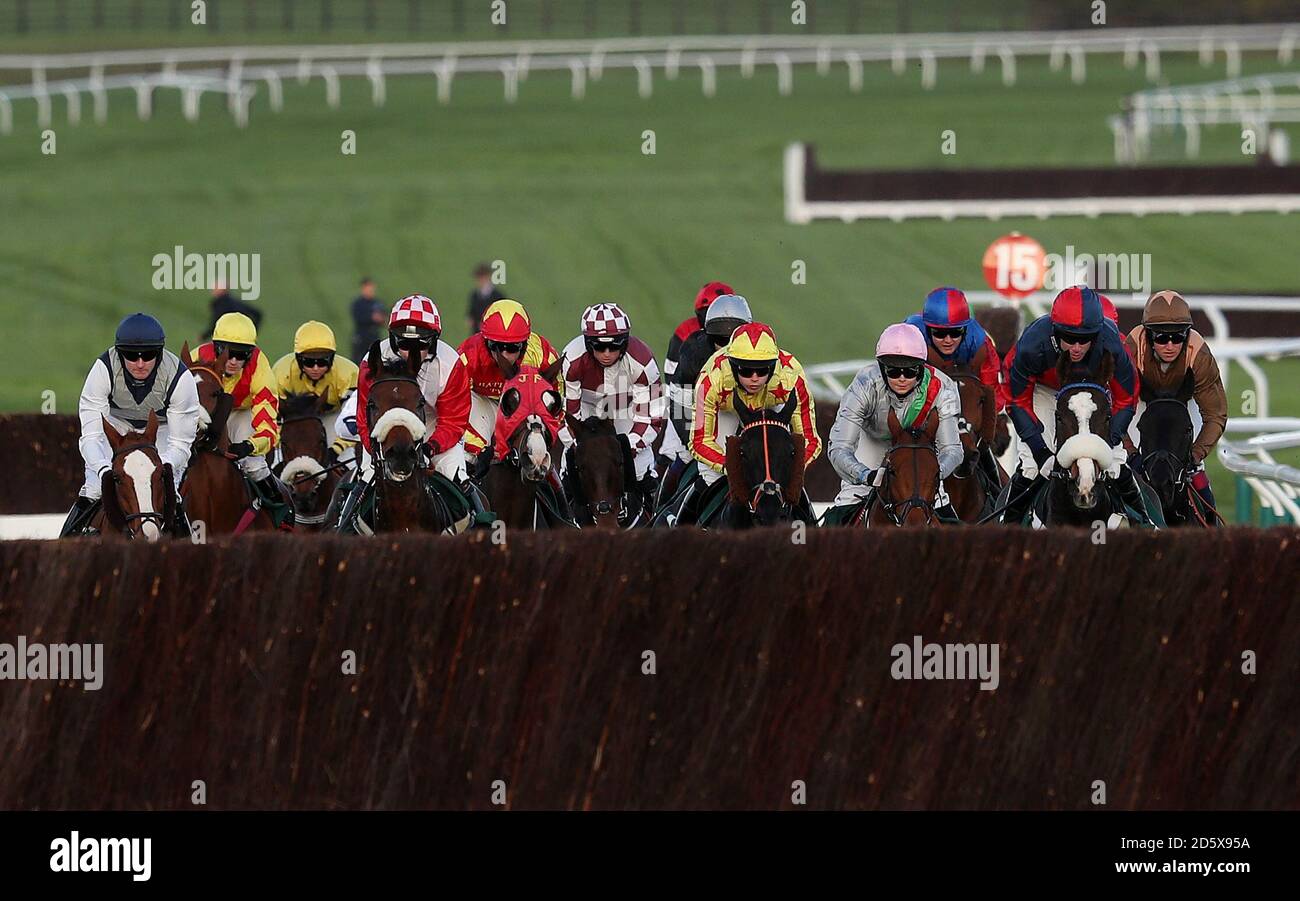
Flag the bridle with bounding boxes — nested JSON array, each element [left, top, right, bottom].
[[280, 412, 332, 523], [367, 375, 430, 481], [876, 427, 939, 525], [109, 441, 169, 538], [569, 430, 636, 526], [737, 416, 791, 514], [502, 419, 553, 484]]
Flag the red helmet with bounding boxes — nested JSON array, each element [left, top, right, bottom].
[[1098, 293, 1119, 325], [581, 303, 631, 339], [695, 281, 734, 313], [389, 294, 441, 338], [480, 300, 531, 344]]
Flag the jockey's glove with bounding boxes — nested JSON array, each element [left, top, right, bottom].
[[228, 440, 255, 460], [426, 439, 442, 457], [1030, 442, 1053, 472]]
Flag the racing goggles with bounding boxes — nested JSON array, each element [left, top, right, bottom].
[[882, 363, 923, 380], [215, 342, 253, 361], [117, 347, 160, 362], [929, 327, 966, 340], [586, 337, 628, 353], [1147, 328, 1189, 346], [487, 340, 527, 355], [1054, 331, 1093, 348], [297, 353, 335, 369]]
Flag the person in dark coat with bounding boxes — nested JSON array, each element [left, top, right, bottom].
[[201, 283, 262, 340], [350, 277, 386, 361], [466, 262, 506, 335]]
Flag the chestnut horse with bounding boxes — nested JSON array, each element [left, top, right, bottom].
[[944, 367, 1005, 522], [87, 410, 176, 541], [479, 372, 573, 529], [277, 393, 344, 530], [181, 342, 273, 534], [868, 407, 941, 526]]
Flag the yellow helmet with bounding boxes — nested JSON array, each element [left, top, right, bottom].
[[726, 322, 779, 363], [213, 312, 257, 346], [293, 320, 337, 354]]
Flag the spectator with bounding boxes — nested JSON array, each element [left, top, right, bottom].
[[350, 277, 386, 361], [201, 282, 262, 340], [466, 262, 506, 335]]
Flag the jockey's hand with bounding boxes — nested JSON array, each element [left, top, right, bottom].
[[228, 440, 255, 460], [1030, 442, 1053, 472], [1107, 444, 1129, 480], [858, 467, 886, 488], [326, 446, 340, 465]]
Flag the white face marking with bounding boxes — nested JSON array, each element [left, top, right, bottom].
[[525, 418, 550, 471], [123, 449, 160, 542], [196, 405, 212, 429], [1067, 391, 1098, 436]]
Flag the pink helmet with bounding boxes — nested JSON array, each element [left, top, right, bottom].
[[875, 323, 928, 362]]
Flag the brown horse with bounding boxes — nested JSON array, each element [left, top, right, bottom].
[[563, 414, 639, 529], [944, 366, 1006, 522], [181, 342, 272, 535], [479, 374, 571, 529], [88, 410, 176, 541], [277, 393, 344, 531], [869, 407, 941, 527], [360, 348, 462, 534]]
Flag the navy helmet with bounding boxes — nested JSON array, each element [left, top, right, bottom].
[[114, 313, 166, 350]]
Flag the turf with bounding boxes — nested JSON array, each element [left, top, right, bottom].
[[1, 45, 1297, 514]]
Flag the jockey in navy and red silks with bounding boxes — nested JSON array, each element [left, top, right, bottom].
[[1000, 285, 1146, 523], [904, 286, 1008, 411]]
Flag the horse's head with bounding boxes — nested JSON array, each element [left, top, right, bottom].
[[566, 413, 626, 529], [1138, 396, 1194, 513], [184, 341, 233, 448], [949, 367, 996, 476], [279, 393, 331, 504], [880, 407, 941, 525], [101, 410, 171, 542], [499, 373, 563, 483], [1054, 379, 1114, 510], [367, 347, 427, 483], [725, 397, 802, 526]]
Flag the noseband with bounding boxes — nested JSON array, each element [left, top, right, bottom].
[[368, 376, 429, 479], [878, 428, 939, 525], [738, 417, 791, 513], [110, 441, 169, 538]]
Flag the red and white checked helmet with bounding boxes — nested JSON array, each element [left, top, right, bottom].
[[581, 303, 631, 340], [389, 294, 442, 338]]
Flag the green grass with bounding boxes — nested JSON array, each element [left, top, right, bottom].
[[1, 48, 1297, 515]]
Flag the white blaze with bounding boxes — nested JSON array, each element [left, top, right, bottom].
[[123, 449, 160, 542]]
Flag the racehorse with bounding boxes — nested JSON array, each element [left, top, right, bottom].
[[478, 370, 573, 529], [718, 396, 807, 528], [868, 407, 941, 527], [1136, 377, 1216, 526], [277, 393, 344, 531], [88, 410, 176, 541], [564, 413, 641, 529], [357, 348, 464, 534], [180, 342, 273, 534], [944, 366, 1005, 522]]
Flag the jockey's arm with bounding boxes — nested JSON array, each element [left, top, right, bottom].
[[934, 383, 965, 479], [690, 371, 728, 472], [245, 353, 281, 457], [557, 356, 582, 446], [1107, 341, 1140, 446], [163, 368, 200, 472], [271, 353, 293, 399], [427, 356, 471, 454], [534, 335, 563, 387], [76, 358, 115, 477], [783, 363, 822, 466], [980, 335, 1010, 411], [627, 357, 663, 454], [1189, 347, 1228, 463], [827, 372, 875, 485], [1005, 344, 1048, 456], [354, 362, 373, 453]]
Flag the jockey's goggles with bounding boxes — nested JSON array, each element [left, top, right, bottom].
[[487, 340, 527, 355], [215, 342, 253, 361], [1147, 328, 1189, 345], [586, 337, 628, 353], [297, 353, 334, 369], [731, 361, 776, 379], [882, 363, 923, 380], [117, 347, 159, 362], [393, 333, 436, 352], [1054, 331, 1094, 347], [929, 327, 966, 340]]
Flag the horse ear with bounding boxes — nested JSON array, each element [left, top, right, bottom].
[[407, 348, 423, 375], [978, 384, 997, 444], [565, 413, 582, 435], [367, 341, 382, 376], [924, 408, 940, 439], [542, 390, 563, 419], [886, 407, 901, 439], [180, 340, 191, 363], [143, 409, 160, 443], [501, 388, 521, 419], [733, 395, 756, 426], [102, 416, 124, 451], [777, 398, 798, 424], [724, 436, 748, 504]]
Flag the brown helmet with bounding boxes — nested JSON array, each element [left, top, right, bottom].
[[1142, 290, 1193, 332]]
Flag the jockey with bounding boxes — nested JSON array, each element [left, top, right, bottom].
[[458, 298, 561, 459], [824, 323, 963, 524], [61, 313, 200, 537], [1124, 290, 1227, 514], [558, 302, 665, 511], [688, 322, 821, 512], [1001, 285, 1145, 524], [273, 320, 359, 463], [192, 312, 294, 528], [353, 294, 471, 482], [662, 281, 733, 463], [904, 287, 1007, 408]]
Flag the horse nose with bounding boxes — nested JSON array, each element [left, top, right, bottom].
[[595, 500, 614, 515], [142, 522, 161, 542]]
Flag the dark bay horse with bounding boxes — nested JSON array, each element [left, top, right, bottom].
[[1137, 374, 1216, 526], [563, 414, 639, 529], [278, 393, 344, 530], [479, 371, 573, 529], [88, 410, 176, 541], [944, 366, 1005, 522], [869, 407, 941, 527], [718, 397, 808, 528], [181, 342, 272, 535]]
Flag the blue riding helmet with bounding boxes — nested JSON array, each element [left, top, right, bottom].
[[114, 312, 166, 349]]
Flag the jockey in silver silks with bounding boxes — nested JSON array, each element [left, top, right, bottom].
[[825, 323, 964, 520], [61, 312, 200, 537]]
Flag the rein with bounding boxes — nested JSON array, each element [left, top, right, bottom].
[[878, 431, 939, 525], [738, 416, 791, 513]]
